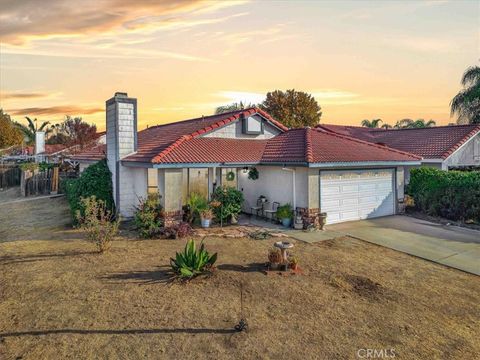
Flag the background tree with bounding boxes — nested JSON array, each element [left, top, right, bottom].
[[215, 101, 254, 115], [394, 119, 436, 129], [381, 123, 393, 129], [15, 116, 51, 145], [451, 65, 480, 124], [259, 89, 322, 128], [0, 109, 23, 148], [361, 118, 383, 128], [58, 116, 97, 149]]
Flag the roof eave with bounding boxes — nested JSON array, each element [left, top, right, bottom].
[[309, 160, 422, 168]]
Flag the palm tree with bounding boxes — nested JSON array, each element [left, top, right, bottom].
[[214, 101, 254, 115], [394, 118, 436, 129], [381, 123, 393, 129], [361, 118, 383, 128], [451, 65, 480, 124], [15, 116, 51, 145]]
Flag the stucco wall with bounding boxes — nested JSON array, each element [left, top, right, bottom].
[[203, 115, 281, 139], [118, 167, 147, 217], [238, 166, 307, 213], [157, 168, 184, 212], [444, 133, 480, 168]]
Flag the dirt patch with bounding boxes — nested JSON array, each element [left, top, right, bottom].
[[329, 273, 387, 300], [0, 199, 479, 359]]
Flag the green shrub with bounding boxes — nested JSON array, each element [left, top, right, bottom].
[[77, 196, 119, 253], [64, 159, 114, 224], [276, 203, 293, 219], [184, 192, 208, 224], [19, 162, 38, 172], [134, 192, 164, 238], [170, 239, 217, 279], [407, 167, 480, 222], [210, 185, 244, 222]]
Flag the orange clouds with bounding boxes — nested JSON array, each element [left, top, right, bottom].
[[7, 106, 103, 116], [0, 0, 248, 45], [1, 92, 50, 100]]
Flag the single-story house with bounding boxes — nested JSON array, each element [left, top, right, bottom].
[[74, 92, 421, 225], [317, 124, 480, 182]]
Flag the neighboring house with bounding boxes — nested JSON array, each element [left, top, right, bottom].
[[74, 92, 421, 225], [318, 124, 480, 182]]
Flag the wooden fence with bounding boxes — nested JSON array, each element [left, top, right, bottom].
[[21, 167, 78, 196], [0, 165, 21, 189]]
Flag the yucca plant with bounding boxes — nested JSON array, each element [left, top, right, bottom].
[[170, 239, 217, 279]]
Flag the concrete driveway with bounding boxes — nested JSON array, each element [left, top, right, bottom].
[[327, 215, 480, 275]]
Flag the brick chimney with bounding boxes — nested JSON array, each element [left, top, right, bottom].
[[106, 92, 137, 211]]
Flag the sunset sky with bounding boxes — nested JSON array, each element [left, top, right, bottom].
[[1, 0, 478, 130]]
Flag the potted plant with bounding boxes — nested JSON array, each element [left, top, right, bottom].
[[200, 208, 213, 228], [276, 203, 293, 227], [268, 249, 282, 270], [289, 256, 298, 270]]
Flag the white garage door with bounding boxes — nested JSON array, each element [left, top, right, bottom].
[[320, 169, 395, 224]]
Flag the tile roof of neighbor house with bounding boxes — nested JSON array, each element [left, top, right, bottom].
[[72, 143, 106, 161], [318, 124, 480, 159]]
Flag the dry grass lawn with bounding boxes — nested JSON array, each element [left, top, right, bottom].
[[0, 198, 479, 359]]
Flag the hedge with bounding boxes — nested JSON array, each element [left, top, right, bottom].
[[63, 159, 115, 224], [407, 167, 480, 222]]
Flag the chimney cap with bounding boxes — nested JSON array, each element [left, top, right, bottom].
[[114, 92, 128, 98]]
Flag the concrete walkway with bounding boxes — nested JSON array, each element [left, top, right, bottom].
[[328, 215, 480, 275]]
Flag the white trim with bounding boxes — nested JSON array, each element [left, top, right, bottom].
[[443, 130, 480, 162], [310, 161, 421, 168]]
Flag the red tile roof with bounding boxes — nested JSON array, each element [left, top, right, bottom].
[[73, 110, 421, 165], [261, 128, 421, 164], [318, 124, 480, 159], [156, 138, 267, 164], [72, 144, 106, 161], [25, 144, 67, 155], [121, 107, 288, 163]]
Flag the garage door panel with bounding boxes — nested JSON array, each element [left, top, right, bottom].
[[321, 169, 395, 225]]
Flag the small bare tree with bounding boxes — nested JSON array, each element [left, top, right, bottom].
[[77, 196, 119, 253]]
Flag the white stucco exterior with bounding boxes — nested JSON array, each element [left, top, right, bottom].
[[238, 166, 309, 213]]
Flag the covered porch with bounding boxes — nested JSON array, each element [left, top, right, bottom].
[[144, 164, 315, 223]]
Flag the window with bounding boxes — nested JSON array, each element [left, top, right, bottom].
[[242, 115, 263, 134], [147, 168, 158, 194], [221, 168, 237, 188]]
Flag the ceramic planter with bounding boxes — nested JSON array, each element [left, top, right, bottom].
[[281, 218, 292, 227], [319, 212, 327, 230], [201, 218, 211, 228]]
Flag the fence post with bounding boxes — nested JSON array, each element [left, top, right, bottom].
[[51, 166, 59, 194], [20, 170, 32, 197]]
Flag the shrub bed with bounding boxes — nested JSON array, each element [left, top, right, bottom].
[[63, 159, 115, 224], [407, 167, 480, 222]]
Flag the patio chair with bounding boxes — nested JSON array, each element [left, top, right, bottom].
[[264, 202, 280, 223], [250, 198, 264, 218]]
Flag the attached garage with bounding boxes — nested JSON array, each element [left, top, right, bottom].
[[320, 169, 395, 224]]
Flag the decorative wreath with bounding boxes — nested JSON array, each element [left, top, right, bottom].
[[248, 167, 259, 180], [226, 171, 235, 181]]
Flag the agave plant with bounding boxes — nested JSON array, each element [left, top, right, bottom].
[[170, 239, 217, 279]]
